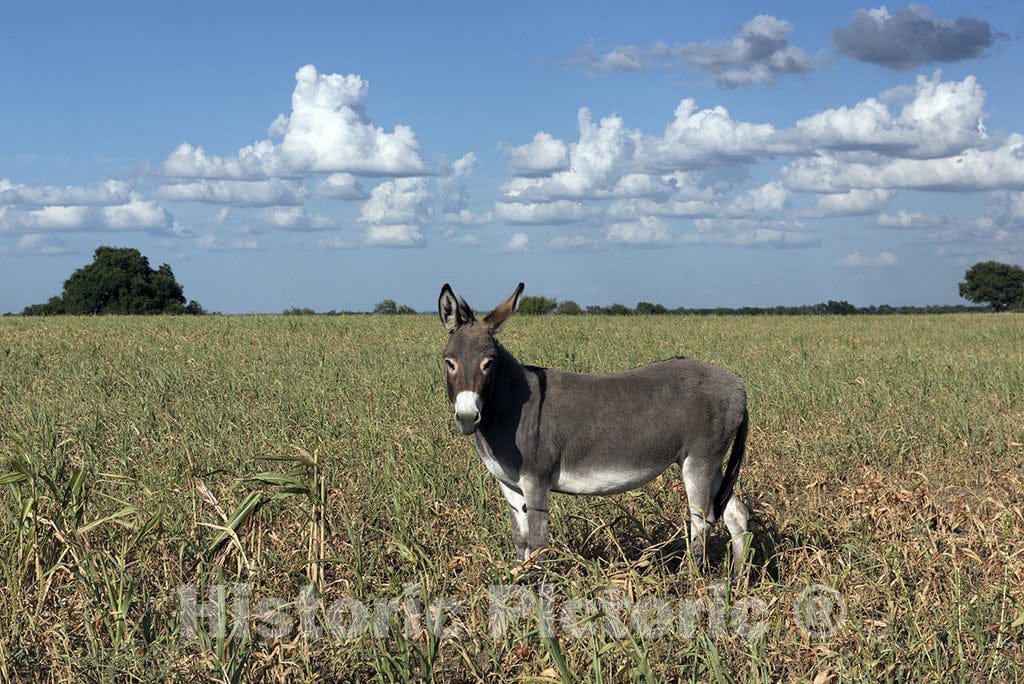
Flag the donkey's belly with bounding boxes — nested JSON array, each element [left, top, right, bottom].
[[552, 462, 666, 495]]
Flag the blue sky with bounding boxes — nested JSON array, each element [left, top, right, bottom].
[[2, 1, 1023, 313]]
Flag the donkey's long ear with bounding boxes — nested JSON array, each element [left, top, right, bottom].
[[438, 283, 475, 333], [482, 282, 525, 334]]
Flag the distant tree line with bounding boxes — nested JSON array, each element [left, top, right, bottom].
[[516, 296, 984, 316]]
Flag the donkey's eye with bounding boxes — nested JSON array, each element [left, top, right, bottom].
[[444, 358, 457, 372], [481, 358, 493, 372]]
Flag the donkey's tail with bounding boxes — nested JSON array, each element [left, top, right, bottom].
[[713, 407, 748, 522]]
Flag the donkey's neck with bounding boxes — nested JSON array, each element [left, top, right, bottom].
[[479, 342, 538, 432]]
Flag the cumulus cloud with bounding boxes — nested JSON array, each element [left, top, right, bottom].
[[437, 152, 478, 214], [505, 132, 571, 177], [359, 178, 430, 225], [837, 249, 900, 267], [781, 134, 1024, 193], [160, 65, 429, 181], [316, 173, 368, 200], [605, 216, 673, 245], [568, 15, 821, 86], [153, 179, 308, 206], [501, 232, 530, 252], [0, 190, 176, 234], [501, 110, 641, 201], [249, 206, 333, 231], [197, 233, 261, 251], [791, 72, 986, 158], [684, 218, 820, 248], [569, 43, 649, 76], [674, 15, 820, 87], [364, 223, 424, 247], [643, 98, 791, 170], [493, 200, 593, 224], [12, 233, 70, 255], [833, 5, 996, 69], [726, 182, 791, 217], [875, 210, 950, 229], [316, 234, 350, 250], [809, 188, 896, 217], [0, 178, 132, 206]]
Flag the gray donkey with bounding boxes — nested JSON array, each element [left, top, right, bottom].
[[439, 282, 752, 576]]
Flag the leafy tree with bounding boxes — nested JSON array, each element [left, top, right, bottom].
[[518, 295, 557, 315], [554, 300, 582, 315], [605, 303, 632, 315], [373, 299, 417, 315], [22, 246, 203, 315], [283, 307, 317, 316], [634, 301, 668, 315], [959, 261, 1024, 311]]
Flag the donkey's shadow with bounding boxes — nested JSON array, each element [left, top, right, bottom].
[[554, 501, 809, 585]]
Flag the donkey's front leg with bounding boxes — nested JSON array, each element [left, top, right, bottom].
[[520, 476, 551, 559], [498, 478, 550, 561], [498, 482, 529, 561]]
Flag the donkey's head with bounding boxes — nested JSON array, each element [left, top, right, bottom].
[[438, 282, 525, 435]]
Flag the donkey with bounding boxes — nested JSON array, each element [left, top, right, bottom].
[[438, 283, 752, 576]]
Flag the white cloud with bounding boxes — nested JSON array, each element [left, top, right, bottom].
[[102, 195, 174, 230], [441, 209, 494, 226], [726, 182, 790, 217], [279, 65, 429, 175], [444, 229, 481, 246], [569, 42, 649, 76], [160, 65, 429, 181], [252, 206, 333, 231], [438, 152, 478, 213], [609, 197, 715, 219], [316, 234, 350, 250], [0, 192, 174, 234], [837, 249, 900, 267], [0, 178, 132, 206], [505, 132, 571, 177], [316, 173, 368, 200], [501, 232, 530, 252], [211, 207, 231, 225], [550, 234, 601, 251], [364, 223, 424, 247], [153, 179, 308, 206], [14, 233, 69, 255], [493, 199, 593, 224], [875, 210, 950, 229], [359, 178, 430, 225], [673, 15, 819, 87], [643, 98, 790, 169], [502, 109, 640, 201], [809, 188, 895, 217], [605, 216, 672, 245], [781, 135, 1024, 193], [792, 72, 986, 158], [684, 219, 820, 248], [197, 233, 261, 251]]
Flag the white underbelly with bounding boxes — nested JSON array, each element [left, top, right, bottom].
[[553, 465, 659, 495]]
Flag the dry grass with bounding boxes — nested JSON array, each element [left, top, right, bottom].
[[1, 313, 1022, 681]]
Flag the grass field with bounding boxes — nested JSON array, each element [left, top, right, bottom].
[[1, 313, 1022, 682]]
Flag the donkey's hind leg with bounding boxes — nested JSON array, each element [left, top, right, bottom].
[[723, 495, 751, 578], [681, 454, 722, 568]]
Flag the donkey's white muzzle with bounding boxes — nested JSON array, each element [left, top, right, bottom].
[[454, 391, 483, 435]]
